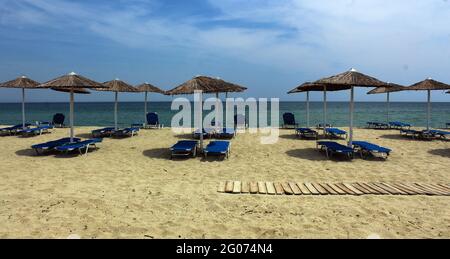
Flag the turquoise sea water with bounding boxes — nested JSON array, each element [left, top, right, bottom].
[[0, 102, 449, 128]]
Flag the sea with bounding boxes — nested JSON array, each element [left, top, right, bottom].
[[0, 102, 449, 128]]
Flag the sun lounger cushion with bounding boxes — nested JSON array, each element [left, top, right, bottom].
[[352, 141, 391, 159], [283, 113, 298, 128], [19, 125, 53, 135], [55, 138, 102, 154], [217, 128, 235, 138], [113, 127, 140, 137], [32, 138, 81, 154], [325, 128, 347, 138], [204, 141, 231, 159], [170, 140, 198, 158], [92, 127, 115, 137], [146, 112, 160, 128], [389, 121, 411, 129], [296, 128, 318, 139], [317, 141, 353, 159]]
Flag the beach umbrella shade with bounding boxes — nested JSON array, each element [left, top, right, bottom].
[[367, 83, 405, 124], [136, 82, 165, 124], [166, 76, 247, 151], [0, 76, 41, 129], [288, 82, 351, 130], [313, 68, 390, 147], [39, 72, 106, 141], [96, 79, 139, 130], [405, 78, 450, 130]]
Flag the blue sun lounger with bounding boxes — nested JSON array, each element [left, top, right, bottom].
[[193, 128, 215, 139], [367, 122, 389, 129], [316, 123, 332, 129], [316, 141, 354, 160], [400, 129, 434, 140], [352, 141, 391, 159], [217, 128, 236, 139], [296, 128, 318, 139], [325, 128, 347, 139], [389, 121, 411, 130], [0, 123, 31, 135], [204, 141, 231, 159], [428, 130, 450, 140], [170, 140, 199, 159], [55, 138, 102, 155], [19, 125, 53, 136], [32, 137, 81, 155], [91, 127, 115, 138], [282, 113, 299, 129], [113, 127, 140, 137], [145, 112, 160, 129]]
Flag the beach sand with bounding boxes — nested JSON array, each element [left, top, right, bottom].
[[0, 126, 449, 239]]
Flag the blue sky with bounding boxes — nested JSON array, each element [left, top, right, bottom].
[[1, 0, 450, 102]]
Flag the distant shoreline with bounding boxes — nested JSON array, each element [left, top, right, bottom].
[[1, 101, 450, 104]]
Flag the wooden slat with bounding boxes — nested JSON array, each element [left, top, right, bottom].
[[335, 183, 357, 195], [281, 183, 294, 195], [414, 183, 443, 195], [397, 183, 426, 195], [288, 182, 302, 195], [417, 183, 449, 196], [410, 183, 439, 196], [274, 182, 285, 195], [351, 183, 372, 195], [327, 183, 346, 195], [233, 181, 242, 194], [427, 184, 450, 194], [217, 182, 226, 193], [304, 183, 319, 195], [365, 183, 390, 195], [311, 183, 329, 195], [266, 182, 276, 195], [225, 181, 234, 193], [297, 183, 312, 195], [249, 182, 259, 194], [358, 183, 382, 195], [380, 183, 408, 195], [391, 183, 418, 195], [258, 182, 267, 194], [241, 182, 250, 194], [319, 183, 338, 195], [437, 184, 450, 192], [342, 183, 363, 195], [372, 183, 401, 195]]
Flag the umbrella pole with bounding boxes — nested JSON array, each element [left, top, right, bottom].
[[144, 91, 148, 124], [386, 92, 390, 124], [427, 90, 431, 130], [115, 91, 118, 131], [306, 91, 310, 128], [70, 89, 74, 142], [349, 86, 354, 147], [323, 86, 327, 135], [22, 88, 26, 129]]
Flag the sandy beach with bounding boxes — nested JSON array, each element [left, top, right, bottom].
[[0, 126, 449, 239]]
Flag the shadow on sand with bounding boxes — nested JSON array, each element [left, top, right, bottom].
[[143, 148, 172, 160], [428, 149, 450, 158], [15, 149, 37, 157]]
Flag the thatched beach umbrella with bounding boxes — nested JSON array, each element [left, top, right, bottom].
[[166, 76, 247, 151], [136, 82, 165, 124], [96, 79, 139, 130], [367, 83, 405, 123], [405, 78, 450, 130], [0, 76, 41, 129], [39, 72, 105, 141], [288, 82, 351, 130], [313, 68, 390, 147]]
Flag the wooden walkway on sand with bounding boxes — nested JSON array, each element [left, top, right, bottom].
[[217, 181, 450, 196]]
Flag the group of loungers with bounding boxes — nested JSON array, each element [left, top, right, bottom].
[[317, 141, 391, 160], [193, 128, 236, 139], [32, 137, 102, 156], [170, 140, 231, 160], [1, 122, 54, 137], [91, 127, 140, 138], [400, 129, 450, 141]]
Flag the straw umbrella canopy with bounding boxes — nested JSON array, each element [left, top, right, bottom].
[[404, 78, 450, 130], [166, 76, 247, 151], [367, 83, 405, 124], [136, 82, 165, 124], [96, 79, 139, 130], [0, 76, 41, 128], [39, 72, 106, 141], [288, 82, 351, 130], [52, 88, 91, 94], [313, 68, 390, 147]]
